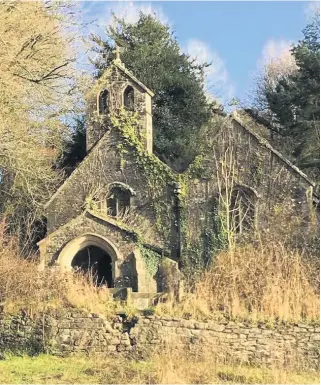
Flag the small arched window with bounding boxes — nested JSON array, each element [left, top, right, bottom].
[[123, 85, 135, 111], [230, 186, 257, 234], [99, 89, 109, 114], [106, 185, 133, 217]]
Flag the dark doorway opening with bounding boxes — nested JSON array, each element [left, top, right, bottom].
[[71, 245, 113, 287]]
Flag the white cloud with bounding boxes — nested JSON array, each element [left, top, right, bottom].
[[257, 39, 297, 80], [186, 39, 235, 105], [80, 1, 168, 36], [304, 1, 320, 19], [258, 39, 293, 67], [247, 38, 298, 101], [106, 1, 168, 26], [78, 1, 169, 71]]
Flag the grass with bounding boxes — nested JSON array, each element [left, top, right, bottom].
[[0, 231, 126, 317], [0, 222, 319, 323], [156, 243, 320, 322], [0, 353, 319, 384]]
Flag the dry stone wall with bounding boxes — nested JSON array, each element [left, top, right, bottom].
[[0, 310, 319, 368], [131, 316, 320, 368]]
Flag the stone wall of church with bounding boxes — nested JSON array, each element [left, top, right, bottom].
[[46, 129, 159, 242], [1, 310, 319, 369], [183, 118, 314, 248]]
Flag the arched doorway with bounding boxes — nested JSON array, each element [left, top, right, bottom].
[[57, 234, 120, 287], [71, 245, 113, 287]]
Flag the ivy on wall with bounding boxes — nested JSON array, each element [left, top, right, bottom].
[[107, 109, 228, 275], [111, 109, 176, 250], [138, 245, 161, 277]]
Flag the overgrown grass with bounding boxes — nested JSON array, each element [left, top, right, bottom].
[[0, 232, 122, 317], [0, 352, 319, 384], [156, 243, 320, 322], [0, 225, 319, 322]]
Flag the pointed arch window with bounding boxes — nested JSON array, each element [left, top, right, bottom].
[[123, 85, 135, 111], [230, 186, 257, 234], [99, 89, 109, 114]]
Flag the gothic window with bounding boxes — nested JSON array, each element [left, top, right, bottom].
[[99, 89, 109, 114], [123, 85, 135, 111], [230, 187, 257, 234], [106, 186, 132, 217]]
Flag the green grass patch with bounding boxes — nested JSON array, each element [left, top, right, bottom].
[[0, 354, 319, 384]]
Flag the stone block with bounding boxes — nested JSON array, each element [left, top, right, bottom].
[[110, 338, 121, 345], [310, 333, 320, 341], [283, 335, 296, 341], [107, 345, 117, 352], [242, 340, 257, 346], [58, 321, 71, 329], [224, 333, 238, 339], [209, 324, 225, 332], [245, 346, 256, 352], [261, 330, 273, 336], [176, 327, 191, 336], [151, 321, 162, 326], [162, 321, 174, 327]]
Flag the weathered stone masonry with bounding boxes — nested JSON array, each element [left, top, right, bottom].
[[38, 53, 319, 297], [1, 310, 319, 368]]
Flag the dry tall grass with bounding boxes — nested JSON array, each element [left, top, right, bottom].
[[156, 243, 320, 322], [0, 231, 118, 317], [0, 221, 319, 322]]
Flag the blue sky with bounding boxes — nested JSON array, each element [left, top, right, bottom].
[[80, 1, 319, 105]]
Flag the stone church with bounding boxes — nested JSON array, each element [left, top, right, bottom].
[[38, 51, 318, 300]]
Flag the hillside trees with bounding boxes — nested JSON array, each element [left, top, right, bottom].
[[0, 1, 83, 246], [250, 14, 320, 179], [90, 13, 213, 171]]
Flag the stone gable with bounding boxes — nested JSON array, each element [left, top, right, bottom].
[[39, 59, 318, 296]]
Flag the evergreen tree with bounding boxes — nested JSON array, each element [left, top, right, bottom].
[[91, 13, 213, 171], [262, 16, 320, 177], [57, 117, 87, 176]]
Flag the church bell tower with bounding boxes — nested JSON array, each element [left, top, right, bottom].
[[86, 47, 154, 154]]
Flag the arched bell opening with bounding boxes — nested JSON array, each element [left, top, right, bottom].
[[123, 85, 135, 111]]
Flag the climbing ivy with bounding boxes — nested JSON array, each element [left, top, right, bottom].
[[111, 108, 177, 250], [138, 245, 162, 277], [110, 109, 228, 275]]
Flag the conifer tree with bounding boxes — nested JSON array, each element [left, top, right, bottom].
[[91, 13, 213, 171]]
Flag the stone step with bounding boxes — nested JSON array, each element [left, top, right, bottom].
[[109, 287, 162, 309]]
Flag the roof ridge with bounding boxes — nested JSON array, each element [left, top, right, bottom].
[[113, 61, 154, 97], [231, 112, 315, 188]]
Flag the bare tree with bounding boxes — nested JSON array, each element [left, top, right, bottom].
[[0, 1, 85, 246]]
